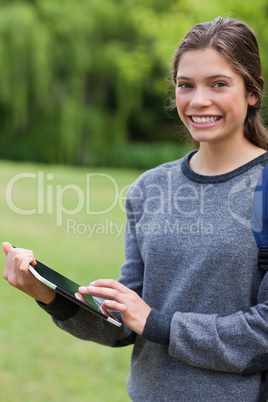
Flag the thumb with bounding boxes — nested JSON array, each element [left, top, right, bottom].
[[2, 242, 13, 256]]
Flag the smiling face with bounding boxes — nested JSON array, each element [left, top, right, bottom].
[[175, 48, 257, 146]]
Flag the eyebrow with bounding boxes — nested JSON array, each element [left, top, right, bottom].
[[176, 74, 233, 81]]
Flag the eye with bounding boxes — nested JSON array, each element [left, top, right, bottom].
[[177, 82, 193, 89], [213, 81, 227, 88]]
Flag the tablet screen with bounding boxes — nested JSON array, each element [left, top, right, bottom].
[[33, 260, 100, 311]]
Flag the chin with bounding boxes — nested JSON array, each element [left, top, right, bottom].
[[189, 128, 228, 144], [190, 134, 217, 143]]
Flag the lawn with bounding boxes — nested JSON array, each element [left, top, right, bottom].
[[0, 160, 142, 401]]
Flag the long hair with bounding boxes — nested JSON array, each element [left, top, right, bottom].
[[173, 17, 268, 150]]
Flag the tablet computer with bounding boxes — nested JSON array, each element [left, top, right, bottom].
[[28, 259, 122, 327]]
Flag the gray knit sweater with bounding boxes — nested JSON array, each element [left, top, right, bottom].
[[39, 151, 268, 401]]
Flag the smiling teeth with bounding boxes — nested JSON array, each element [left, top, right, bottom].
[[192, 116, 220, 124]]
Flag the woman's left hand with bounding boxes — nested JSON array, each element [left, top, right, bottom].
[[78, 280, 151, 335]]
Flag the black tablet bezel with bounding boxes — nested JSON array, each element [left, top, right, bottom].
[[29, 259, 122, 327]]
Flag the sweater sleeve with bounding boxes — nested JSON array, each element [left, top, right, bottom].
[[37, 292, 136, 347], [142, 272, 268, 374]]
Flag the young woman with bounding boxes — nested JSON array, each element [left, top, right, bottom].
[[3, 16, 268, 401]]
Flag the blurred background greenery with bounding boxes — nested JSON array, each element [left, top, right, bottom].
[[0, 161, 138, 401], [1, 0, 268, 400], [1, 0, 268, 169]]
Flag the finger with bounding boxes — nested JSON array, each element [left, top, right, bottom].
[[80, 285, 123, 303], [2, 242, 13, 256], [16, 250, 36, 267], [75, 292, 89, 304], [3, 248, 36, 282], [78, 286, 92, 294], [102, 299, 126, 312], [20, 256, 36, 273], [100, 304, 110, 315], [89, 279, 129, 294], [4, 246, 36, 265], [79, 285, 116, 297], [100, 304, 122, 318], [8, 255, 37, 287]]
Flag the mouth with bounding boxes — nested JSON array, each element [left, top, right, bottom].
[[190, 116, 221, 124]]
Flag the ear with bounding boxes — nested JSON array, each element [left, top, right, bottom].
[[247, 92, 258, 106]]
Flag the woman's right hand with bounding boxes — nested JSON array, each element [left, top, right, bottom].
[[2, 242, 56, 304]]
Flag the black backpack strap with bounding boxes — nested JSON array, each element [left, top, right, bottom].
[[258, 249, 268, 271], [260, 371, 268, 402]]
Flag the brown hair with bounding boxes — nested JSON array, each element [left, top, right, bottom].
[[173, 16, 268, 150]]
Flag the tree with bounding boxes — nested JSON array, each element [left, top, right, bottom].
[[0, 0, 170, 164], [1, 0, 268, 166]]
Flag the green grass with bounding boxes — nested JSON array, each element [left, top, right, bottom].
[[0, 160, 143, 402]]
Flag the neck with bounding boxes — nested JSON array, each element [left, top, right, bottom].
[[190, 137, 266, 176]]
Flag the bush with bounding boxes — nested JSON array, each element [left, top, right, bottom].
[[93, 141, 193, 170], [0, 0, 175, 165]]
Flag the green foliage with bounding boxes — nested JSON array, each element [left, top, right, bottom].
[[0, 160, 140, 401], [0, 0, 268, 167], [94, 141, 193, 170], [0, 0, 168, 165]]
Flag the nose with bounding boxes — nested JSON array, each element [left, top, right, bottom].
[[190, 87, 212, 109]]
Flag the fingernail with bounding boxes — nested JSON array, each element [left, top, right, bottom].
[[89, 281, 96, 285]]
